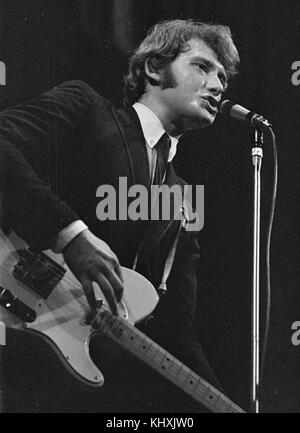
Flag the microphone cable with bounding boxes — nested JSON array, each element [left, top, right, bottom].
[[260, 126, 278, 384]]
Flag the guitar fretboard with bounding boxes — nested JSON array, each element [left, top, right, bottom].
[[97, 310, 245, 413]]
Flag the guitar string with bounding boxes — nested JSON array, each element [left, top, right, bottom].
[[1, 257, 116, 313], [1, 261, 91, 318], [1, 260, 140, 342], [102, 313, 214, 394], [99, 309, 241, 412], [1, 244, 94, 289], [96, 315, 235, 413], [105, 317, 233, 412], [2, 250, 138, 311], [0, 246, 241, 412], [0, 244, 151, 319], [0, 262, 238, 413], [1, 257, 229, 397], [0, 238, 126, 318], [0, 250, 157, 325]]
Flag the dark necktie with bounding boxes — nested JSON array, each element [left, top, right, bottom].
[[153, 133, 171, 185]]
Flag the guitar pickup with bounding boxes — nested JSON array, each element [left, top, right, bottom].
[[0, 287, 36, 322], [13, 248, 66, 299]]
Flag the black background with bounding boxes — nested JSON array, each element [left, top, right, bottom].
[[0, 0, 300, 413]]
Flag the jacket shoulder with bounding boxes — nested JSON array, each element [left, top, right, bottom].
[[50, 80, 113, 107]]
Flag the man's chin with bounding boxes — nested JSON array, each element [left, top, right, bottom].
[[195, 106, 217, 125], [179, 111, 216, 132], [198, 112, 216, 128]]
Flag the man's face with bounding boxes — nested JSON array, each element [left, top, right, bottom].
[[157, 38, 227, 130]]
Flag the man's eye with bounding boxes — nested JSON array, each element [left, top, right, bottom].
[[193, 63, 206, 71]]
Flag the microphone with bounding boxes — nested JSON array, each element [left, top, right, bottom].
[[220, 100, 272, 130]]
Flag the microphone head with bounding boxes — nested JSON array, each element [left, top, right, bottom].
[[219, 100, 272, 130], [220, 100, 252, 121], [219, 100, 235, 114]]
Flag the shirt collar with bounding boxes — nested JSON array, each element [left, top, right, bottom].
[[132, 102, 178, 162]]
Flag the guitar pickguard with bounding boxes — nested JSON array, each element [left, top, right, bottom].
[[0, 229, 158, 387]]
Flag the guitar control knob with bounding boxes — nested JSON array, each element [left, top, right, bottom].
[[0, 287, 36, 322]]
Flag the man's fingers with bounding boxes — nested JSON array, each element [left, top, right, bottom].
[[80, 276, 97, 309], [104, 268, 124, 302], [114, 262, 124, 285], [95, 273, 118, 315]]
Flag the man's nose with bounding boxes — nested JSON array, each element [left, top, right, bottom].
[[206, 73, 224, 96]]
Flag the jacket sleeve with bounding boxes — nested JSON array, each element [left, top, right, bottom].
[[0, 81, 96, 250]]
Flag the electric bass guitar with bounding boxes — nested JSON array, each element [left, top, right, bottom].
[[0, 229, 245, 413]]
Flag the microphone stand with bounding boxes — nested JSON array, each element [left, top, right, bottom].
[[250, 127, 264, 413], [0, 320, 6, 413]]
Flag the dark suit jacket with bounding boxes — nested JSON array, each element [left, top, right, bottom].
[[0, 80, 198, 309], [0, 81, 220, 394]]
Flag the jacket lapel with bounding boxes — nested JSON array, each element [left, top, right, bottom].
[[115, 106, 150, 188], [114, 106, 184, 258]]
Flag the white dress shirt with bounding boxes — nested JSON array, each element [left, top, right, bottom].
[[132, 102, 178, 182]]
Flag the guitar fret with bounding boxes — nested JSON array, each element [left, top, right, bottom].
[[2, 228, 245, 413], [140, 338, 167, 367], [172, 362, 190, 384], [118, 326, 169, 369], [96, 312, 109, 332], [133, 335, 156, 358], [106, 319, 160, 363], [108, 316, 129, 341], [226, 402, 241, 413], [99, 311, 117, 334], [157, 353, 174, 374], [131, 334, 178, 376], [167, 357, 187, 382], [193, 380, 211, 399], [183, 372, 209, 400], [136, 335, 152, 354], [144, 345, 185, 378], [186, 371, 200, 390], [226, 404, 236, 413], [114, 325, 193, 381], [204, 388, 221, 410], [144, 342, 164, 364], [98, 312, 245, 413], [155, 354, 214, 406], [117, 323, 145, 346], [124, 328, 146, 351], [215, 397, 231, 413]]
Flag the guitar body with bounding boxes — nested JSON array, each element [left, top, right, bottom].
[[0, 229, 245, 413], [0, 229, 158, 387]]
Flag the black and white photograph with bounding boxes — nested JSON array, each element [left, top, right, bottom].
[[0, 0, 300, 415]]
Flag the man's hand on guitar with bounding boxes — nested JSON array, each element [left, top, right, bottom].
[[62, 229, 124, 315]]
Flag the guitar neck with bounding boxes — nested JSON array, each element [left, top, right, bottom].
[[97, 311, 245, 413]]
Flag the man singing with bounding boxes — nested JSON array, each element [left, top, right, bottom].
[[0, 19, 239, 412]]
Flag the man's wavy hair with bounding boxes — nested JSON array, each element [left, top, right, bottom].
[[123, 19, 240, 106]]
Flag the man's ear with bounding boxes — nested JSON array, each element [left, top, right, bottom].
[[144, 58, 161, 85]]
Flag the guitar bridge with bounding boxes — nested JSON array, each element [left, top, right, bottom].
[[13, 248, 66, 299]]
